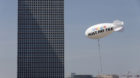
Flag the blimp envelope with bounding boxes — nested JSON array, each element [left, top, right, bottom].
[[85, 20, 124, 39]]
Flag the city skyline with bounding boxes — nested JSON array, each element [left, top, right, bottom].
[[0, 0, 140, 78]]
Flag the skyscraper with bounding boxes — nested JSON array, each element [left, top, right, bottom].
[[18, 0, 64, 78]]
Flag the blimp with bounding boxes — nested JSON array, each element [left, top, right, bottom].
[[85, 20, 124, 39]]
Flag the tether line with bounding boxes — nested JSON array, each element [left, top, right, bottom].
[[98, 39, 103, 74]]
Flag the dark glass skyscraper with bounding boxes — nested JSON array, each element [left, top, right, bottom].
[[18, 0, 64, 78]]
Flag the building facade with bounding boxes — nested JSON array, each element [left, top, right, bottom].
[[18, 0, 64, 78]]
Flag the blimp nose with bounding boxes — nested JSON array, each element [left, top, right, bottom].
[[85, 29, 89, 37]]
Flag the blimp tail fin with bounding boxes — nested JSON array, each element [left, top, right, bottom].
[[113, 20, 124, 32], [114, 27, 124, 32]]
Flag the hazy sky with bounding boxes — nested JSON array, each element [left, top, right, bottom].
[[0, 0, 140, 78]]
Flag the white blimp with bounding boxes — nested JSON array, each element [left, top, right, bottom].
[[85, 20, 124, 39]]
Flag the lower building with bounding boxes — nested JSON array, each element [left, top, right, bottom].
[[65, 73, 94, 78], [96, 74, 119, 78]]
